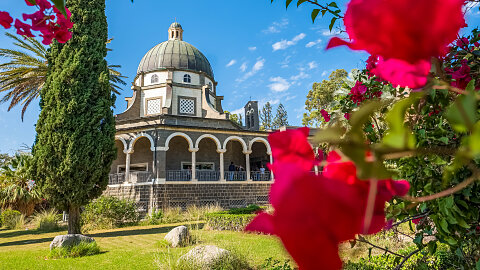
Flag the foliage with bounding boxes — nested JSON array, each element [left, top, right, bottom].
[[48, 241, 101, 259], [228, 204, 262, 215], [260, 257, 294, 270], [32, 0, 116, 234], [205, 212, 255, 231], [273, 103, 289, 128], [0, 153, 12, 168], [81, 196, 139, 231], [32, 208, 60, 231], [143, 208, 163, 225], [303, 69, 349, 127], [1, 209, 22, 229], [225, 110, 243, 126], [0, 153, 42, 215], [0, 33, 126, 120], [260, 102, 274, 130]]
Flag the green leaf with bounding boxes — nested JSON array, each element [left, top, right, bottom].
[[26, 0, 36, 4], [51, 0, 67, 17], [312, 126, 346, 144], [329, 17, 337, 31], [468, 121, 480, 157], [476, 258, 480, 270], [446, 86, 477, 133], [445, 237, 458, 246], [297, 0, 307, 7], [311, 9, 320, 23], [328, 2, 339, 8], [438, 137, 449, 144], [286, 0, 293, 8], [439, 219, 450, 233]]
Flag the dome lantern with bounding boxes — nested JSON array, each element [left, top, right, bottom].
[[168, 22, 183, 41]]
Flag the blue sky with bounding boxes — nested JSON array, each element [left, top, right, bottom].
[[0, 0, 479, 153]]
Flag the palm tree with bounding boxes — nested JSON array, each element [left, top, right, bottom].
[[0, 33, 127, 120], [0, 153, 41, 216]]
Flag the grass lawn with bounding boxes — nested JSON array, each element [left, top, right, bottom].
[[0, 222, 292, 269]]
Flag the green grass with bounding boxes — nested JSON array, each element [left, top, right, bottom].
[[0, 222, 291, 269]]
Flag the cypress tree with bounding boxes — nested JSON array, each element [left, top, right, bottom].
[[273, 103, 289, 129], [260, 102, 273, 130], [32, 0, 115, 234]]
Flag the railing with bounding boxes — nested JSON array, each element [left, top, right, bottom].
[[197, 171, 220, 181], [130, 171, 154, 183], [166, 170, 192, 181], [224, 171, 247, 181], [250, 171, 272, 181], [109, 173, 125, 185]]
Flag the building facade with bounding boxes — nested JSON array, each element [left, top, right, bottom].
[[105, 23, 273, 214]]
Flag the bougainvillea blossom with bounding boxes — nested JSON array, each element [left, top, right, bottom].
[[320, 109, 331, 122], [246, 128, 410, 270], [0, 11, 13, 29], [348, 81, 368, 104], [326, 0, 464, 88], [445, 59, 472, 89]]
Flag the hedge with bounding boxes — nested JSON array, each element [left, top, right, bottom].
[[205, 212, 256, 231]]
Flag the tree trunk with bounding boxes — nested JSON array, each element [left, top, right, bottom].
[[68, 205, 81, 234]]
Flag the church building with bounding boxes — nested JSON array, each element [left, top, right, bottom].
[[105, 23, 273, 213]]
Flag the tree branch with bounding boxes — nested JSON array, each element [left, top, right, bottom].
[[356, 237, 405, 258], [393, 248, 421, 270]]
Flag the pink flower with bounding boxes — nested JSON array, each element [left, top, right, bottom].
[[0, 11, 13, 29], [344, 113, 351, 120], [320, 109, 331, 122], [349, 81, 368, 104], [327, 0, 464, 88], [445, 60, 472, 89], [372, 58, 431, 89], [268, 127, 316, 171], [246, 128, 410, 270], [14, 19, 35, 38], [456, 37, 469, 49]]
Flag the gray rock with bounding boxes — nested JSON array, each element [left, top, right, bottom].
[[164, 225, 190, 247], [50, 234, 95, 250], [178, 245, 230, 269]]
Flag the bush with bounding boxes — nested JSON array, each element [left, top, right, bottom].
[[205, 212, 255, 231], [48, 241, 101, 259], [260, 257, 294, 270], [33, 209, 60, 231], [142, 208, 163, 225], [228, 204, 262, 215], [1, 209, 22, 229], [162, 207, 183, 224], [82, 196, 139, 231]]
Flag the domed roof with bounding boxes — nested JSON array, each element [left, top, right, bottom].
[[137, 39, 214, 79], [170, 22, 182, 28]]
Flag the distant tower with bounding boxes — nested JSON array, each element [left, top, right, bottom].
[[244, 101, 259, 131], [168, 22, 183, 40]]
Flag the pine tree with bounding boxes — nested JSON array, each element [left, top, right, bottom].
[[32, 0, 116, 234], [259, 102, 273, 130], [273, 103, 289, 129]]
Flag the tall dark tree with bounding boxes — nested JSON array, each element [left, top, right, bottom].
[[32, 0, 116, 234], [260, 102, 273, 130], [273, 103, 289, 128]]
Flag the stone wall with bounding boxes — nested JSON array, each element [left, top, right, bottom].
[[104, 183, 271, 214]]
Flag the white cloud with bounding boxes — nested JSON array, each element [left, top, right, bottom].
[[290, 71, 309, 81], [321, 29, 342, 37], [248, 46, 257, 51], [237, 58, 265, 82], [230, 107, 244, 115], [306, 39, 322, 48], [268, 76, 290, 92], [285, 95, 297, 101], [239, 62, 247, 72], [226, 59, 236, 67], [308, 61, 318, 70], [263, 18, 289, 34], [272, 33, 306, 51], [321, 70, 328, 77]]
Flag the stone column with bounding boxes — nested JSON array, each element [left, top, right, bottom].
[[125, 151, 132, 183], [218, 149, 226, 182], [190, 148, 199, 182], [155, 147, 168, 183], [244, 150, 252, 182], [269, 153, 274, 181]]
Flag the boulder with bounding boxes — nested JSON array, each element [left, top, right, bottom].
[[164, 225, 190, 247], [178, 245, 230, 269], [50, 234, 95, 250]]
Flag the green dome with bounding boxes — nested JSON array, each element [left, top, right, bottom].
[[137, 39, 214, 79]]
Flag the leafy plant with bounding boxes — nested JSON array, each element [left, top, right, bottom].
[[32, 208, 60, 231], [1, 209, 22, 229], [48, 241, 101, 259], [81, 196, 139, 231]]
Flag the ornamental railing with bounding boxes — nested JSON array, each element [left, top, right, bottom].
[[166, 170, 192, 181], [250, 171, 272, 181], [108, 173, 125, 185], [130, 171, 154, 183], [224, 171, 247, 181], [197, 171, 220, 181]]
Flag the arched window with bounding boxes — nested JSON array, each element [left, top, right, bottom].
[[208, 82, 213, 91], [151, 74, 159, 84], [183, 74, 191, 83]]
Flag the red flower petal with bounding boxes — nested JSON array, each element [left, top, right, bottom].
[[268, 127, 315, 171], [0, 11, 13, 29], [244, 212, 275, 235], [372, 58, 431, 89]]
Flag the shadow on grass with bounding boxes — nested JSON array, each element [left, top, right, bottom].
[[0, 236, 54, 247], [87, 223, 204, 239], [0, 228, 65, 239]]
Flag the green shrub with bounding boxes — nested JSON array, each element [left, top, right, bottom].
[[141, 208, 163, 225], [170, 247, 251, 270], [1, 209, 22, 229], [82, 196, 139, 231], [260, 257, 294, 270], [33, 209, 60, 231], [228, 204, 262, 215], [48, 241, 101, 258], [205, 212, 255, 231], [162, 207, 183, 224]]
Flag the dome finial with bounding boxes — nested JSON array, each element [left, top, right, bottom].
[[168, 21, 183, 41]]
